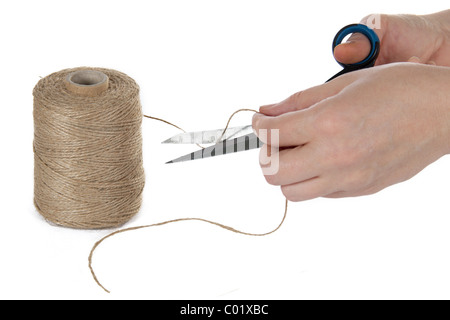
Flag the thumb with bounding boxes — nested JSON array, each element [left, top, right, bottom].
[[333, 32, 372, 65], [334, 13, 387, 65]]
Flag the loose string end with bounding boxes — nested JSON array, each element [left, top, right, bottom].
[[89, 108, 286, 293], [89, 198, 288, 293]]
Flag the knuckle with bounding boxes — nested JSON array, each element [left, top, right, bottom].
[[343, 173, 363, 191], [314, 109, 346, 136], [333, 148, 361, 168], [342, 169, 375, 192], [289, 91, 305, 110], [335, 139, 372, 169]]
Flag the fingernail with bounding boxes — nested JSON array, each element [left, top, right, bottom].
[[259, 103, 277, 112]]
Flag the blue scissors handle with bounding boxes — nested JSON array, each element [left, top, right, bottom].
[[327, 24, 380, 82]]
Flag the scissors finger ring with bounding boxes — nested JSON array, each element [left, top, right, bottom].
[[327, 23, 380, 82]]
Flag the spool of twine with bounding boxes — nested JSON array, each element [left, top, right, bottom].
[[33, 67, 145, 229], [33, 67, 289, 292]]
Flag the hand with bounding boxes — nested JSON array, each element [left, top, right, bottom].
[[334, 10, 450, 66], [253, 63, 450, 201]]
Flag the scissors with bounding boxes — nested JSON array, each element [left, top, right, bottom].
[[163, 24, 380, 164]]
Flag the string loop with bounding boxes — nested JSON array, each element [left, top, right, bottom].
[[89, 108, 288, 293]]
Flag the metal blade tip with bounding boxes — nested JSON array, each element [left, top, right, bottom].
[[161, 138, 173, 144]]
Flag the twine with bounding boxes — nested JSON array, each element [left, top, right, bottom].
[[33, 67, 145, 229], [33, 67, 288, 293], [89, 198, 288, 293], [90, 110, 287, 293]]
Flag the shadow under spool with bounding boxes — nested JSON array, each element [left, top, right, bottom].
[[33, 67, 145, 229]]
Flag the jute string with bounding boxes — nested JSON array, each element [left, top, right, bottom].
[[89, 198, 288, 293], [33, 67, 288, 293], [33, 67, 145, 229]]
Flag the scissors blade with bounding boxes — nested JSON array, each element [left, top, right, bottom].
[[166, 133, 261, 164], [161, 125, 253, 144]]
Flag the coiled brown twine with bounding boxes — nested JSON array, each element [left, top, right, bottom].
[[33, 67, 145, 229], [33, 67, 288, 293]]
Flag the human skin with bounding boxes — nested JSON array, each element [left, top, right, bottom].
[[253, 10, 450, 201], [335, 11, 450, 67]]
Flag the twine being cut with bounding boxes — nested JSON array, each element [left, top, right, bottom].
[[33, 67, 288, 293]]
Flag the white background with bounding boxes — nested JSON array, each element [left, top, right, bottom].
[[0, 0, 449, 300]]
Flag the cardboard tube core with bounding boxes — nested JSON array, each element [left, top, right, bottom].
[[65, 70, 109, 97]]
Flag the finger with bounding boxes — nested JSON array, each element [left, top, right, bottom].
[[280, 177, 339, 202], [259, 103, 276, 111], [254, 72, 362, 147], [324, 184, 381, 198], [253, 110, 313, 147], [334, 13, 387, 66], [333, 32, 371, 65], [259, 74, 357, 117], [259, 85, 338, 117], [260, 144, 322, 186]]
